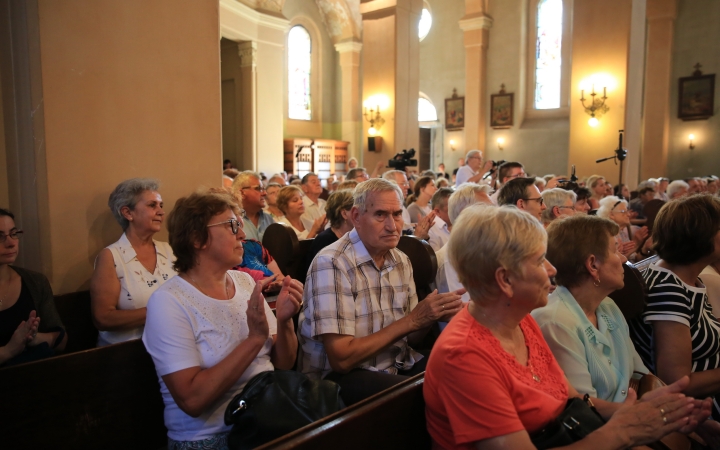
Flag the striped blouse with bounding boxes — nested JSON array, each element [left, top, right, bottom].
[[630, 264, 720, 417]]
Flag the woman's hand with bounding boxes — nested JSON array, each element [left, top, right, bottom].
[[620, 240, 637, 257], [695, 419, 720, 448], [308, 215, 327, 238], [5, 312, 38, 356], [274, 276, 303, 323], [633, 226, 649, 246], [246, 282, 269, 340], [414, 211, 436, 240]]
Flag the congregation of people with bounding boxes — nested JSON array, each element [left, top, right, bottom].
[[5, 150, 720, 449]]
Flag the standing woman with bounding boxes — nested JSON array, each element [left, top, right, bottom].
[[0, 208, 67, 366], [143, 190, 301, 449], [406, 176, 437, 223], [90, 178, 177, 347], [587, 174, 608, 210]]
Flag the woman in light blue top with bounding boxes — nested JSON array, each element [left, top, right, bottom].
[[532, 214, 648, 403]]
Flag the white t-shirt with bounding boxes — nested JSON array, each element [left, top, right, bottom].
[[427, 217, 451, 252], [454, 165, 478, 187], [142, 271, 277, 442]]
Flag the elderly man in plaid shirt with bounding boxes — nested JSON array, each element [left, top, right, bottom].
[[297, 178, 465, 405]]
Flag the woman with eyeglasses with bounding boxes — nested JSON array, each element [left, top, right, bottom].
[[90, 178, 177, 347], [0, 208, 67, 366], [597, 196, 653, 262], [275, 185, 327, 240], [143, 190, 302, 449]]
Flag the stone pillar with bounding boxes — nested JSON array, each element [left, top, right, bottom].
[[335, 41, 362, 162], [238, 41, 258, 171], [623, 0, 647, 188], [459, 13, 492, 152], [641, 0, 677, 180]]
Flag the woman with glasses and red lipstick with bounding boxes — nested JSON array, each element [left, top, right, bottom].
[[0, 208, 67, 366], [90, 178, 177, 347], [142, 190, 302, 449]]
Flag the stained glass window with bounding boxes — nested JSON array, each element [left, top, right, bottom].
[[534, 0, 563, 109], [288, 26, 312, 120], [418, 96, 437, 122], [419, 8, 432, 41]]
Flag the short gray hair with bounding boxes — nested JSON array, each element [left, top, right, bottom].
[[353, 178, 404, 213], [541, 188, 577, 224], [667, 180, 689, 198], [231, 171, 261, 190], [431, 187, 453, 210], [637, 180, 657, 191], [449, 183, 493, 223], [382, 170, 406, 183], [449, 205, 546, 300], [108, 178, 160, 230], [465, 149, 482, 164], [347, 168, 367, 181], [596, 195, 626, 219]]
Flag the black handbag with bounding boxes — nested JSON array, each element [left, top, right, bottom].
[[224, 370, 345, 450], [531, 395, 606, 449]]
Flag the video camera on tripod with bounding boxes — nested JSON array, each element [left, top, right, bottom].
[[388, 149, 418, 170]]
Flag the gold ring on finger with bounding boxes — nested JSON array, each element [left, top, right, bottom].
[[660, 408, 666, 415], [662, 416, 667, 424], [442, 304, 445, 310]]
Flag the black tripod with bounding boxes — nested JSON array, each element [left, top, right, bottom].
[[596, 130, 628, 184]]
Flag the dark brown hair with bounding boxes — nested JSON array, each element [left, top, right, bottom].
[[653, 194, 720, 265], [167, 190, 239, 273]]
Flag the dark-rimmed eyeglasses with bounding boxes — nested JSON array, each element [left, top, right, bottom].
[[241, 186, 266, 193], [0, 230, 23, 243], [557, 205, 576, 211], [207, 218, 242, 235], [523, 197, 544, 206]]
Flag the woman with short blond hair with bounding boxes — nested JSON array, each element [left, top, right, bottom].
[[276, 185, 326, 239]]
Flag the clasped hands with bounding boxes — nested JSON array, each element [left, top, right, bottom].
[[7, 310, 41, 357], [247, 276, 303, 339]]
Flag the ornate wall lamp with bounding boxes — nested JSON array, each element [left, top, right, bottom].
[[364, 105, 385, 136], [580, 85, 609, 127], [689, 134, 696, 150], [449, 139, 457, 151], [497, 137, 505, 151]]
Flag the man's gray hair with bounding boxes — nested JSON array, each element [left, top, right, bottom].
[[465, 149, 482, 164], [353, 178, 404, 213], [108, 178, 160, 230], [232, 171, 261, 190], [347, 168, 367, 181], [637, 180, 657, 191], [431, 187, 453, 210], [449, 183, 492, 223], [382, 170, 406, 182], [540, 188, 577, 224], [667, 180, 689, 198]]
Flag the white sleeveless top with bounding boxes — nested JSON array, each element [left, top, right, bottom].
[[97, 233, 177, 346]]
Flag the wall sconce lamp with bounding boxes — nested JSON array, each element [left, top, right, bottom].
[[497, 137, 504, 151], [580, 85, 609, 127], [449, 139, 457, 151], [689, 134, 695, 150], [364, 105, 385, 135]]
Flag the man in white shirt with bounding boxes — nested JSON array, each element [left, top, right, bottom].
[[427, 188, 453, 251], [454, 150, 492, 187], [300, 173, 327, 227]]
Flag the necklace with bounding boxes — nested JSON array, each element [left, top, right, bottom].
[[189, 273, 231, 300], [527, 354, 541, 382]]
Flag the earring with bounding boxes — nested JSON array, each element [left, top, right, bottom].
[[593, 278, 601, 287]]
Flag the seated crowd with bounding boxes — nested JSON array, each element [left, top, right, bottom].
[[3, 152, 720, 450]]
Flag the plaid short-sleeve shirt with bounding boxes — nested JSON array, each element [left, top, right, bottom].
[[297, 229, 421, 379]]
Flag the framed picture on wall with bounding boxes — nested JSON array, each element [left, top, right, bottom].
[[490, 85, 514, 129], [678, 65, 715, 121], [445, 89, 465, 130]]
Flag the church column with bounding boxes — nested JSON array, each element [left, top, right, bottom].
[[459, 9, 492, 152], [623, 0, 647, 189], [641, 0, 677, 180], [238, 41, 258, 171], [335, 41, 362, 162]]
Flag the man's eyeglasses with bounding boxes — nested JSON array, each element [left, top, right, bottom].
[[242, 186, 266, 193], [557, 205, 576, 211], [207, 218, 243, 235], [0, 230, 23, 243], [524, 197, 544, 205], [508, 172, 527, 180]]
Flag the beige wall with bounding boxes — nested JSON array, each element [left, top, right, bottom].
[[34, 0, 221, 293], [568, 0, 632, 185], [666, 0, 720, 179], [419, 0, 465, 172]]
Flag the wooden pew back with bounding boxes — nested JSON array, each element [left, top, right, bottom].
[[262, 222, 314, 281], [608, 256, 658, 321], [396, 235, 438, 301], [54, 290, 98, 353], [0, 339, 167, 450], [257, 373, 430, 450]]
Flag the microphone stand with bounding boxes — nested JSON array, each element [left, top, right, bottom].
[[595, 130, 628, 184]]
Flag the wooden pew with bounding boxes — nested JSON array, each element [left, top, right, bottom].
[[608, 255, 658, 321], [396, 235, 438, 301], [257, 373, 430, 450], [643, 199, 666, 233], [262, 222, 315, 281], [0, 339, 167, 450], [54, 290, 98, 353]]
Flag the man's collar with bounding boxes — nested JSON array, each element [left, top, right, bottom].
[[349, 229, 399, 271]]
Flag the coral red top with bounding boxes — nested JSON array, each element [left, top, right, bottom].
[[424, 306, 568, 449]]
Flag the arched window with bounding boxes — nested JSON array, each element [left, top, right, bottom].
[[288, 25, 312, 121], [418, 94, 438, 122], [419, 5, 432, 42], [534, 0, 563, 109]]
